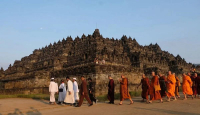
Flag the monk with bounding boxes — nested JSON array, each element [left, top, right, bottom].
[[188, 72, 191, 78], [196, 74, 200, 98], [119, 75, 134, 105], [158, 73, 167, 98], [191, 73, 197, 98], [182, 73, 193, 100], [149, 72, 163, 103], [166, 71, 176, 101], [77, 76, 93, 107], [108, 75, 115, 104], [175, 76, 181, 98], [137, 74, 150, 103]]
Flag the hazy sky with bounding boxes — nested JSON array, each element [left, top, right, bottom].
[[0, 0, 200, 70]]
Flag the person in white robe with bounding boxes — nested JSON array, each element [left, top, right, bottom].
[[64, 77, 75, 104], [49, 78, 58, 105], [73, 78, 79, 102], [58, 79, 66, 104]]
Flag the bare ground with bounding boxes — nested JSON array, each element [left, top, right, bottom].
[[0, 95, 200, 115]]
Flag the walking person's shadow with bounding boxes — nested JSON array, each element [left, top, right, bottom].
[[7, 107, 42, 115], [7, 108, 24, 115], [26, 107, 42, 115], [32, 99, 49, 105]]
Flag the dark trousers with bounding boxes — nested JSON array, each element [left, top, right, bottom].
[[78, 94, 92, 107], [108, 93, 114, 103], [89, 93, 96, 103]]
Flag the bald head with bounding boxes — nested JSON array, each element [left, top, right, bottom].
[[142, 74, 146, 78], [108, 75, 112, 80], [152, 72, 155, 76], [121, 75, 125, 79], [182, 73, 186, 77], [168, 71, 172, 75], [195, 73, 198, 77], [158, 72, 162, 76]]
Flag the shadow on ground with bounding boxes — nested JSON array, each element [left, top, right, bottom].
[[134, 107, 200, 115], [32, 99, 49, 105], [7, 107, 42, 115]]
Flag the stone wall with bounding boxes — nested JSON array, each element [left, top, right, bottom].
[[0, 29, 193, 96]]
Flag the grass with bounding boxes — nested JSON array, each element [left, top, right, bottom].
[[0, 94, 53, 100], [97, 87, 185, 102], [179, 87, 183, 92], [0, 88, 183, 102], [0, 91, 142, 102], [97, 91, 142, 102]]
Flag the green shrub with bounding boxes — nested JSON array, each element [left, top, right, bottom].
[[179, 87, 182, 92], [0, 91, 142, 102], [97, 95, 108, 102], [130, 91, 141, 97], [96, 91, 141, 102], [0, 94, 53, 100]]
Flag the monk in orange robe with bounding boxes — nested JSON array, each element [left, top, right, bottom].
[[182, 73, 193, 100], [119, 75, 134, 105], [137, 74, 150, 102], [166, 71, 177, 101], [149, 72, 163, 103]]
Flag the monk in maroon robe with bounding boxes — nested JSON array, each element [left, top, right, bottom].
[[108, 75, 115, 104], [149, 72, 163, 103], [175, 76, 181, 98], [77, 76, 93, 107], [158, 73, 167, 98], [137, 74, 150, 102], [191, 73, 198, 98], [196, 74, 200, 98]]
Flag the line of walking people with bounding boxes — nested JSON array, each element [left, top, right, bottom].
[[49, 76, 97, 107], [49, 74, 134, 106], [49, 71, 200, 107], [137, 71, 200, 103]]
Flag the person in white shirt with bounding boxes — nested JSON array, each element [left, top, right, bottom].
[[73, 78, 79, 104], [49, 78, 58, 105], [58, 79, 66, 104], [64, 77, 75, 105]]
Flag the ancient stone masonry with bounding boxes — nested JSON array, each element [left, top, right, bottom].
[[0, 29, 193, 96]]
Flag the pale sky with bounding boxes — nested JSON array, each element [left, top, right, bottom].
[[0, 0, 200, 70]]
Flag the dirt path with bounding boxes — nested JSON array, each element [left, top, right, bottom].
[[0, 96, 200, 115]]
